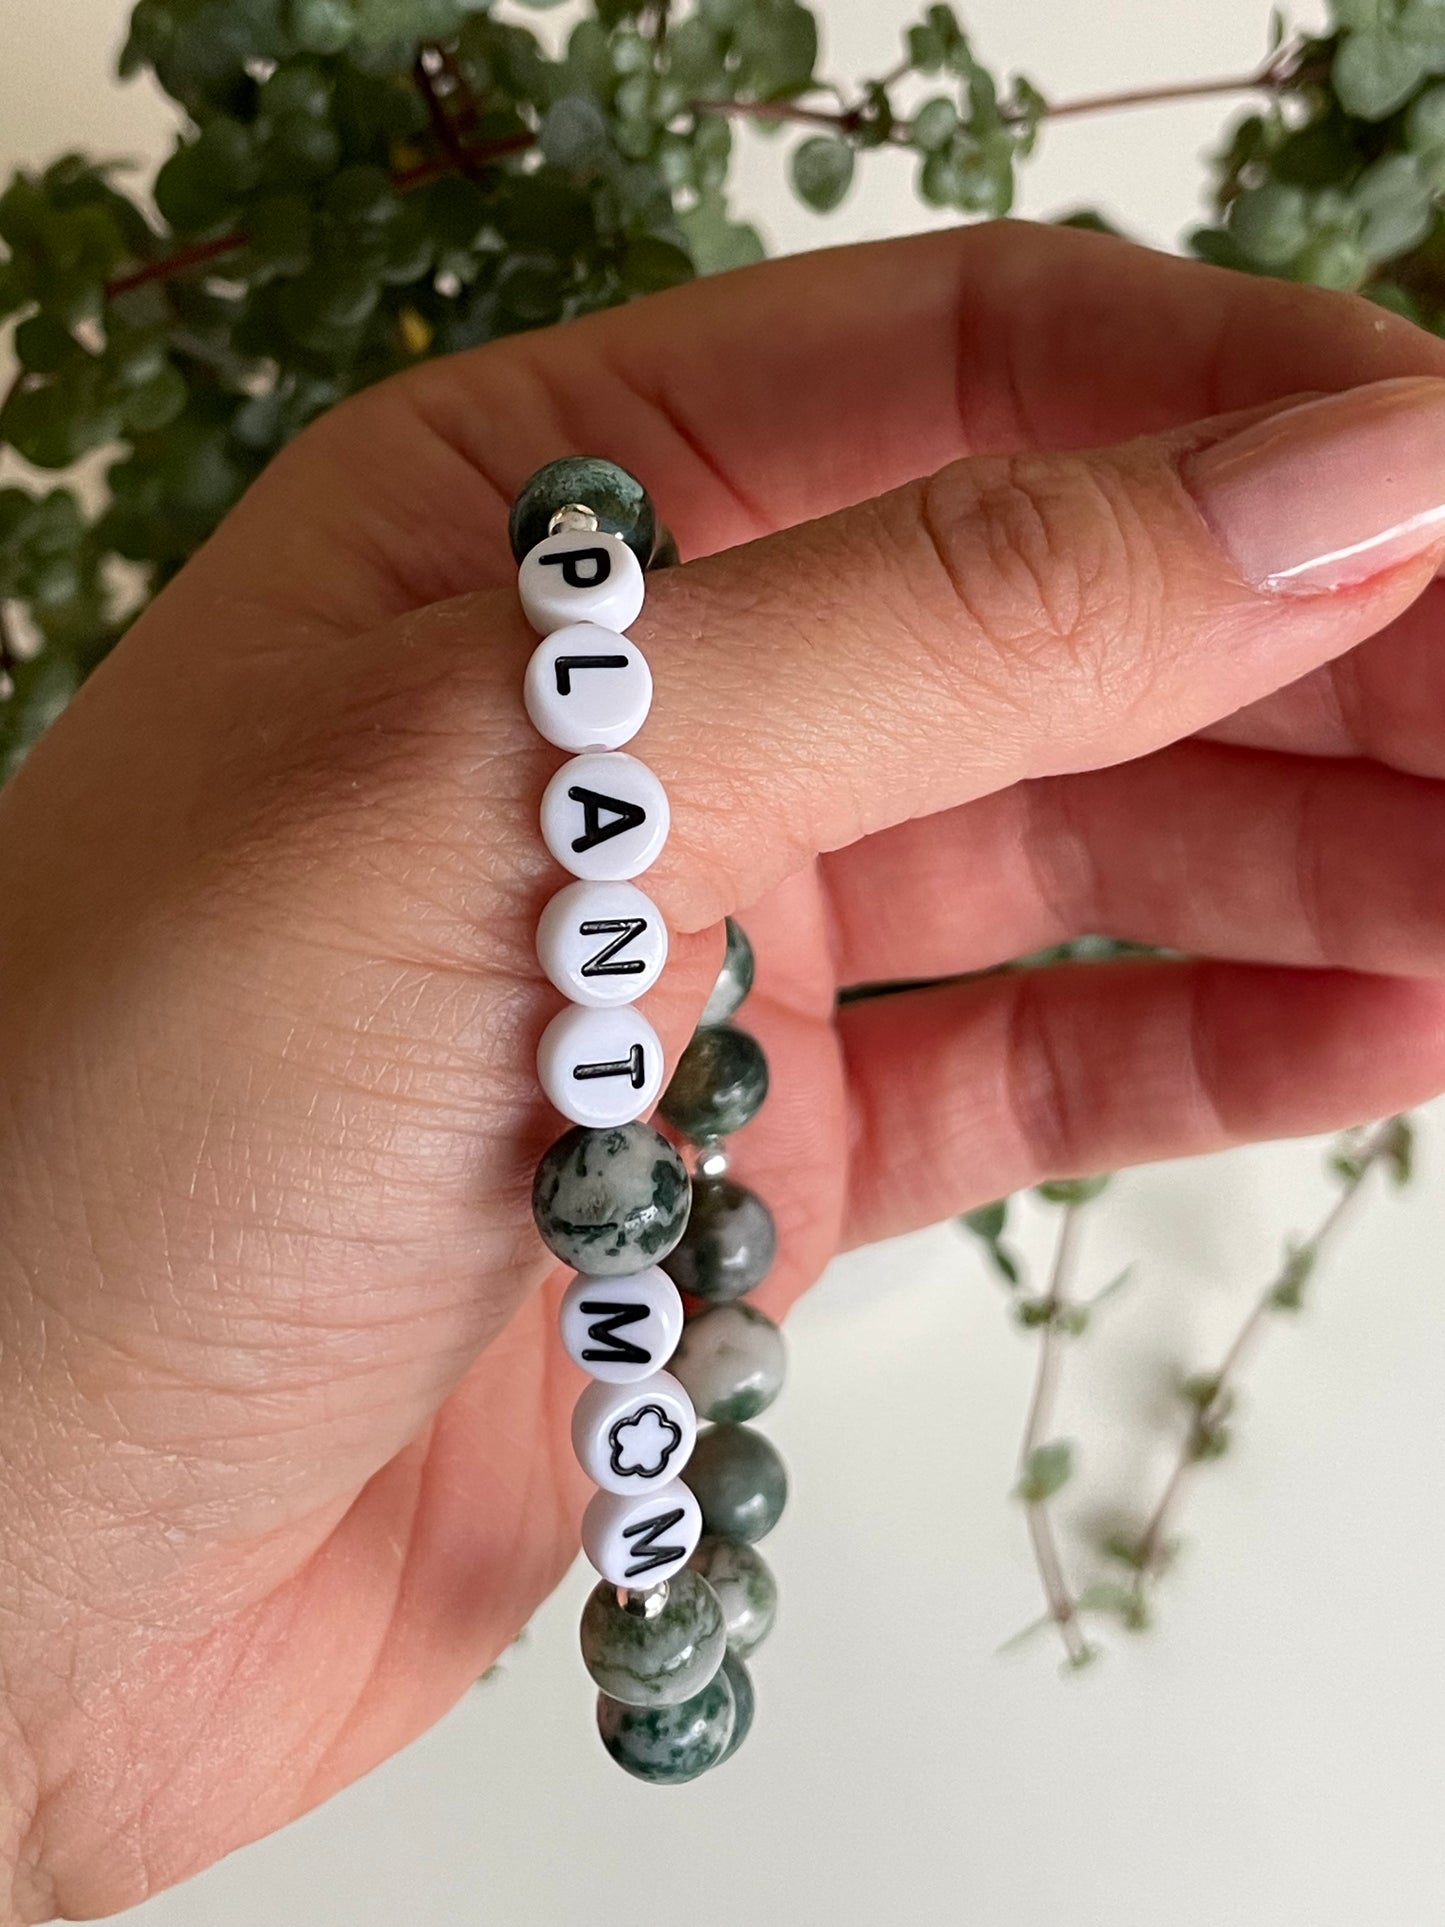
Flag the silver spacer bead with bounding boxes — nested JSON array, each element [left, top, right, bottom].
[[696, 1139, 730, 1179], [617, 1581, 669, 1619], [548, 502, 601, 535]]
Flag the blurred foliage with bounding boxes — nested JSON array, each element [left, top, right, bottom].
[[6, 0, 1443, 771]]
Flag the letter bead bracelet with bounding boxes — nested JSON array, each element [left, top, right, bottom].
[[512, 458, 787, 1786]]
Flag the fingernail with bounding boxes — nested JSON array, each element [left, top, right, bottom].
[[1187, 376, 1445, 594]]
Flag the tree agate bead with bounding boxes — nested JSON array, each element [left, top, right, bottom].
[[671, 1300, 785, 1423], [579, 1568, 726, 1707], [686, 1424, 788, 1544], [662, 1174, 776, 1302], [718, 1652, 754, 1763], [660, 1024, 768, 1141], [532, 1123, 690, 1277], [689, 1535, 778, 1659], [699, 917, 754, 1027], [508, 456, 657, 568], [597, 1666, 735, 1785]]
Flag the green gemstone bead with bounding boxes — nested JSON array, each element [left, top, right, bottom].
[[597, 1666, 735, 1785], [508, 456, 657, 567], [662, 1174, 776, 1302], [649, 525, 681, 570], [579, 1569, 726, 1708], [699, 918, 754, 1027], [532, 1123, 691, 1277], [718, 1652, 754, 1763], [671, 1300, 785, 1423], [686, 1424, 788, 1544], [689, 1535, 778, 1658], [661, 1024, 768, 1142]]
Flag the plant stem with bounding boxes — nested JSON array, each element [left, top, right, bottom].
[[1019, 1201, 1091, 1668], [1130, 1118, 1405, 1601], [693, 41, 1309, 145]]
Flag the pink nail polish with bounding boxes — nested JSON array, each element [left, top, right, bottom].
[[1186, 375, 1445, 594]]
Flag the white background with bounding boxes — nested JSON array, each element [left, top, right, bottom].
[[11, 2, 1445, 1924]]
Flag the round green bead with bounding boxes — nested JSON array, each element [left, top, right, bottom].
[[718, 1652, 754, 1763], [699, 918, 754, 1027], [508, 456, 656, 567], [689, 1535, 778, 1658], [662, 1174, 776, 1302], [686, 1424, 788, 1544], [671, 1300, 785, 1423], [532, 1123, 691, 1277], [580, 1568, 726, 1708], [649, 525, 681, 570], [597, 1666, 735, 1785], [660, 1024, 768, 1142]]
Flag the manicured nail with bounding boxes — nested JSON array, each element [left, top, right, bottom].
[[1187, 376, 1445, 594]]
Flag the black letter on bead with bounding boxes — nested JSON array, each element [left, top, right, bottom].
[[572, 1044, 648, 1090], [540, 545, 612, 589], [554, 653, 629, 696], [578, 1298, 653, 1367], [567, 784, 646, 853], [578, 917, 650, 979], [622, 1505, 688, 1579]]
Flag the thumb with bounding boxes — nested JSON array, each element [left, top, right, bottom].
[[577, 373, 1445, 929]]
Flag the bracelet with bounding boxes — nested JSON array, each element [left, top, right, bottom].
[[511, 458, 787, 1784]]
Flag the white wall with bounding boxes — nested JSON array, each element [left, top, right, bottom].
[[13, 5, 1445, 1926]]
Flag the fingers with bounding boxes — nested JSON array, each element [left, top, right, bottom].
[[1208, 581, 1445, 776], [629, 376, 1445, 929], [823, 740, 1445, 985], [180, 222, 1445, 629], [836, 961, 1445, 1249]]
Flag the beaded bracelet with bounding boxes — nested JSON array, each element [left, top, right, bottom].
[[512, 458, 787, 1785]]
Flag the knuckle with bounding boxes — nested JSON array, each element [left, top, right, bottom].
[[911, 450, 1173, 713]]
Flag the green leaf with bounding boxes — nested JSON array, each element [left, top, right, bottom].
[[1334, 25, 1430, 119], [678, 194, 766, 273], [540, 96, 611, 173], [910, 95, 959, 153], [1036, 1174, 1111, 1206], [789, 134, 855, 212], [962, 1198, 1008, 1242], [1229, 180, 1311, 268], [1017, 1439, 1074, 1504], [735, 0, 818, 100], [617, 233, 695, 293], [1385, 1114, 1417, 1185], [244, 192, 314, 276], [286, 0, 356, 51], [1354, 153, 1434, 259], [14, 313, 80, 375], [1294, 231, 1369, 288], [118, 364, 187, 434]]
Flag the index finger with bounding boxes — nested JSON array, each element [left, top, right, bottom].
[[182, 223, 1445, 633]]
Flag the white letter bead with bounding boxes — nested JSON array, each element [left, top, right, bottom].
[[538, 1003, 665, 1128], [519, 530, 645, 636], [582, 1479, 703, 1589], [523, 623, 652, 753], [572, 1371, 696, 1496], [536, 879, 668, 1008], [540, 750, 669, 882], [560, 1267, 685, 1385]]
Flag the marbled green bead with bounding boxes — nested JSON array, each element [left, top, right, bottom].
[[686, 1424, 788, 1544], [508, 456, 657, 567], [718, 1652, 754, 1763], [661, 1024, 768, 1142], [662, 1175, 776, 1302], [597, 1666, 735, 1785], [579, 1569, 726, 1708], [689, 1535, 778, 1658], [699, 918, 754, 1027], [671, 1301, 785, 1423], [532, 1123, 690, 1277]]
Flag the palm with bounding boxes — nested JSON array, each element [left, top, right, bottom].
[[14, 223, 1445, 1914]]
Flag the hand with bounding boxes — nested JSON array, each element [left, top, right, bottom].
[[6, 220, 1445, 1919]]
